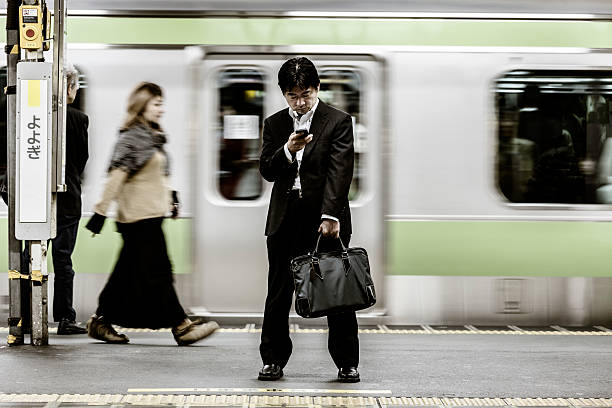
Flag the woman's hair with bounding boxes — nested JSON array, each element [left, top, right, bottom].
[[121, 82, 163, 131]]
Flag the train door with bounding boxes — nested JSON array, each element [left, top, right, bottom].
[[192, 49, 385, 318]]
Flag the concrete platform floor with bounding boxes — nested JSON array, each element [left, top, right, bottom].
[[0, 326, 611, 407]]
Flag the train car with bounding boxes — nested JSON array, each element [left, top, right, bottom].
[[2, 0, 612, 326]]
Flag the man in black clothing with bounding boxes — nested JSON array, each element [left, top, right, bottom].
[[258, 57, 359, 382], [54, 65, 89, 335]]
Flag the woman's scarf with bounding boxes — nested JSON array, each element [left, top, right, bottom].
[[108, 122, 170, 177]]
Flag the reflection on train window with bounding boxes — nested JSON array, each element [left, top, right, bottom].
[[497, 70, 612, 204], [319, 69, 364, 201], [217, 68, 265, 200]]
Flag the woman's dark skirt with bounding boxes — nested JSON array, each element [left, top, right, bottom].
[[96, 217, 187, 329]]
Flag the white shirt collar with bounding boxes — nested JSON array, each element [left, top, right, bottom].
[[288, 98, 320, 124]]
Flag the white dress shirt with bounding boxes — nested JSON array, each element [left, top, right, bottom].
[[283, 99, 338, 223]]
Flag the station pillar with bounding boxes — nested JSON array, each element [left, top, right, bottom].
[[6, 0, 66, 346], [6, 0, 27, 347]]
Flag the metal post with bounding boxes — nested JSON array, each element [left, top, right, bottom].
[[6, 0, 27, 347], [30, 241, 48, 345], [12, 0, 56, 346], [52, 0, 66, 195], [20, 0, 46, 345]]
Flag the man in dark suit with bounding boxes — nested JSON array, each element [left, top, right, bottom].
[[53, 65, 89, 334], [258, 57, 359, 382]]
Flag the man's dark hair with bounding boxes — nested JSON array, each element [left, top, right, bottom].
[[278, 57, 320, 93]]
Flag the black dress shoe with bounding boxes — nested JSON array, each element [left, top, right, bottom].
[[338, 367, 360, 383], [57, 319, 87, 335], [258, 364, 283, 381]]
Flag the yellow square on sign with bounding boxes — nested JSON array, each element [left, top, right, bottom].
[[27, 80, 40, 107]]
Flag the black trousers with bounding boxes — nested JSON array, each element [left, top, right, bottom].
[[260, 193, 359, 369], [51, 214, 80, 322]]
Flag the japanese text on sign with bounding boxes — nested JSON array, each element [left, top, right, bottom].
[[18, 79, 48, 223], [27, 114, 41, 159], [22, 8, 38, 23]]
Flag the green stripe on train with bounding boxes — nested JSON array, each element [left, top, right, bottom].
[[389, 220, 612, 277], [2, 218, 611, 277], [2, 17, 612, 47], [0, 217, 191, 275]]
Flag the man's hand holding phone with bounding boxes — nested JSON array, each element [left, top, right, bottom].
[[288, 129, 313, 154]]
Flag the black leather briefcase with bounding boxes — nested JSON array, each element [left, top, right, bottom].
[[291, 234, 376, 318]]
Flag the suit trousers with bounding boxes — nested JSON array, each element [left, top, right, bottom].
[[51, 214, 80, 322], [260, 192, 359, 369]]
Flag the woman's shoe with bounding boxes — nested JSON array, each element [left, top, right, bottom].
[[172, 320, 219, 346], [86, 315, 130, 344]]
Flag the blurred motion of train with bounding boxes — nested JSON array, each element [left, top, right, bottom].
[[2, 0, 612, 326]]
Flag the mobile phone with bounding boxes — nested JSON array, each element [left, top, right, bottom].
[[295, 129, 308, 138]]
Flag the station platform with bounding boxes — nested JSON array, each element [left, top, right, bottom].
[[0, 324, 611, 407]]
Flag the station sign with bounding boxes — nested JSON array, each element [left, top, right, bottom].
[[15, 62, 54, 240]]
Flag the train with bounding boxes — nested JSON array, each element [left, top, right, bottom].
[[1, 0, 612, 326]]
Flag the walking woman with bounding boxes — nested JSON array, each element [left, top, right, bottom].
[[85, 82, 218, 345]]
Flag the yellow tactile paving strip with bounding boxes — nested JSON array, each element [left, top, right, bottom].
[[0, 394, 611, 407], [1, 325, 611, 335], [127, 388, 392, 394]]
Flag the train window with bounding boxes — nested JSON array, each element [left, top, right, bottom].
[[216, 68, 265, 200], [496, 70, 612, 205], [319, 69, 364, 201]]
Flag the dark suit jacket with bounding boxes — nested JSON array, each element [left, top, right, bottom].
[[260, 101, 354, 237], [58, 106, 89, 218]]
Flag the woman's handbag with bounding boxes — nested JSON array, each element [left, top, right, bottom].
[[291, 234, 376, 318]]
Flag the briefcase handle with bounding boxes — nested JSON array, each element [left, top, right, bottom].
[[313, 233, 348, 253], [310, 233, 351, 280]]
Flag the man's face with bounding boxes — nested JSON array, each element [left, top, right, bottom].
[[67, 82, 79, 105], [284, 85, 319, 116]]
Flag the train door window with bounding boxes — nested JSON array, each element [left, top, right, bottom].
[[318, 68, 364, 201], [496, 70, 612, 205], [216, 68, 265, 200]]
